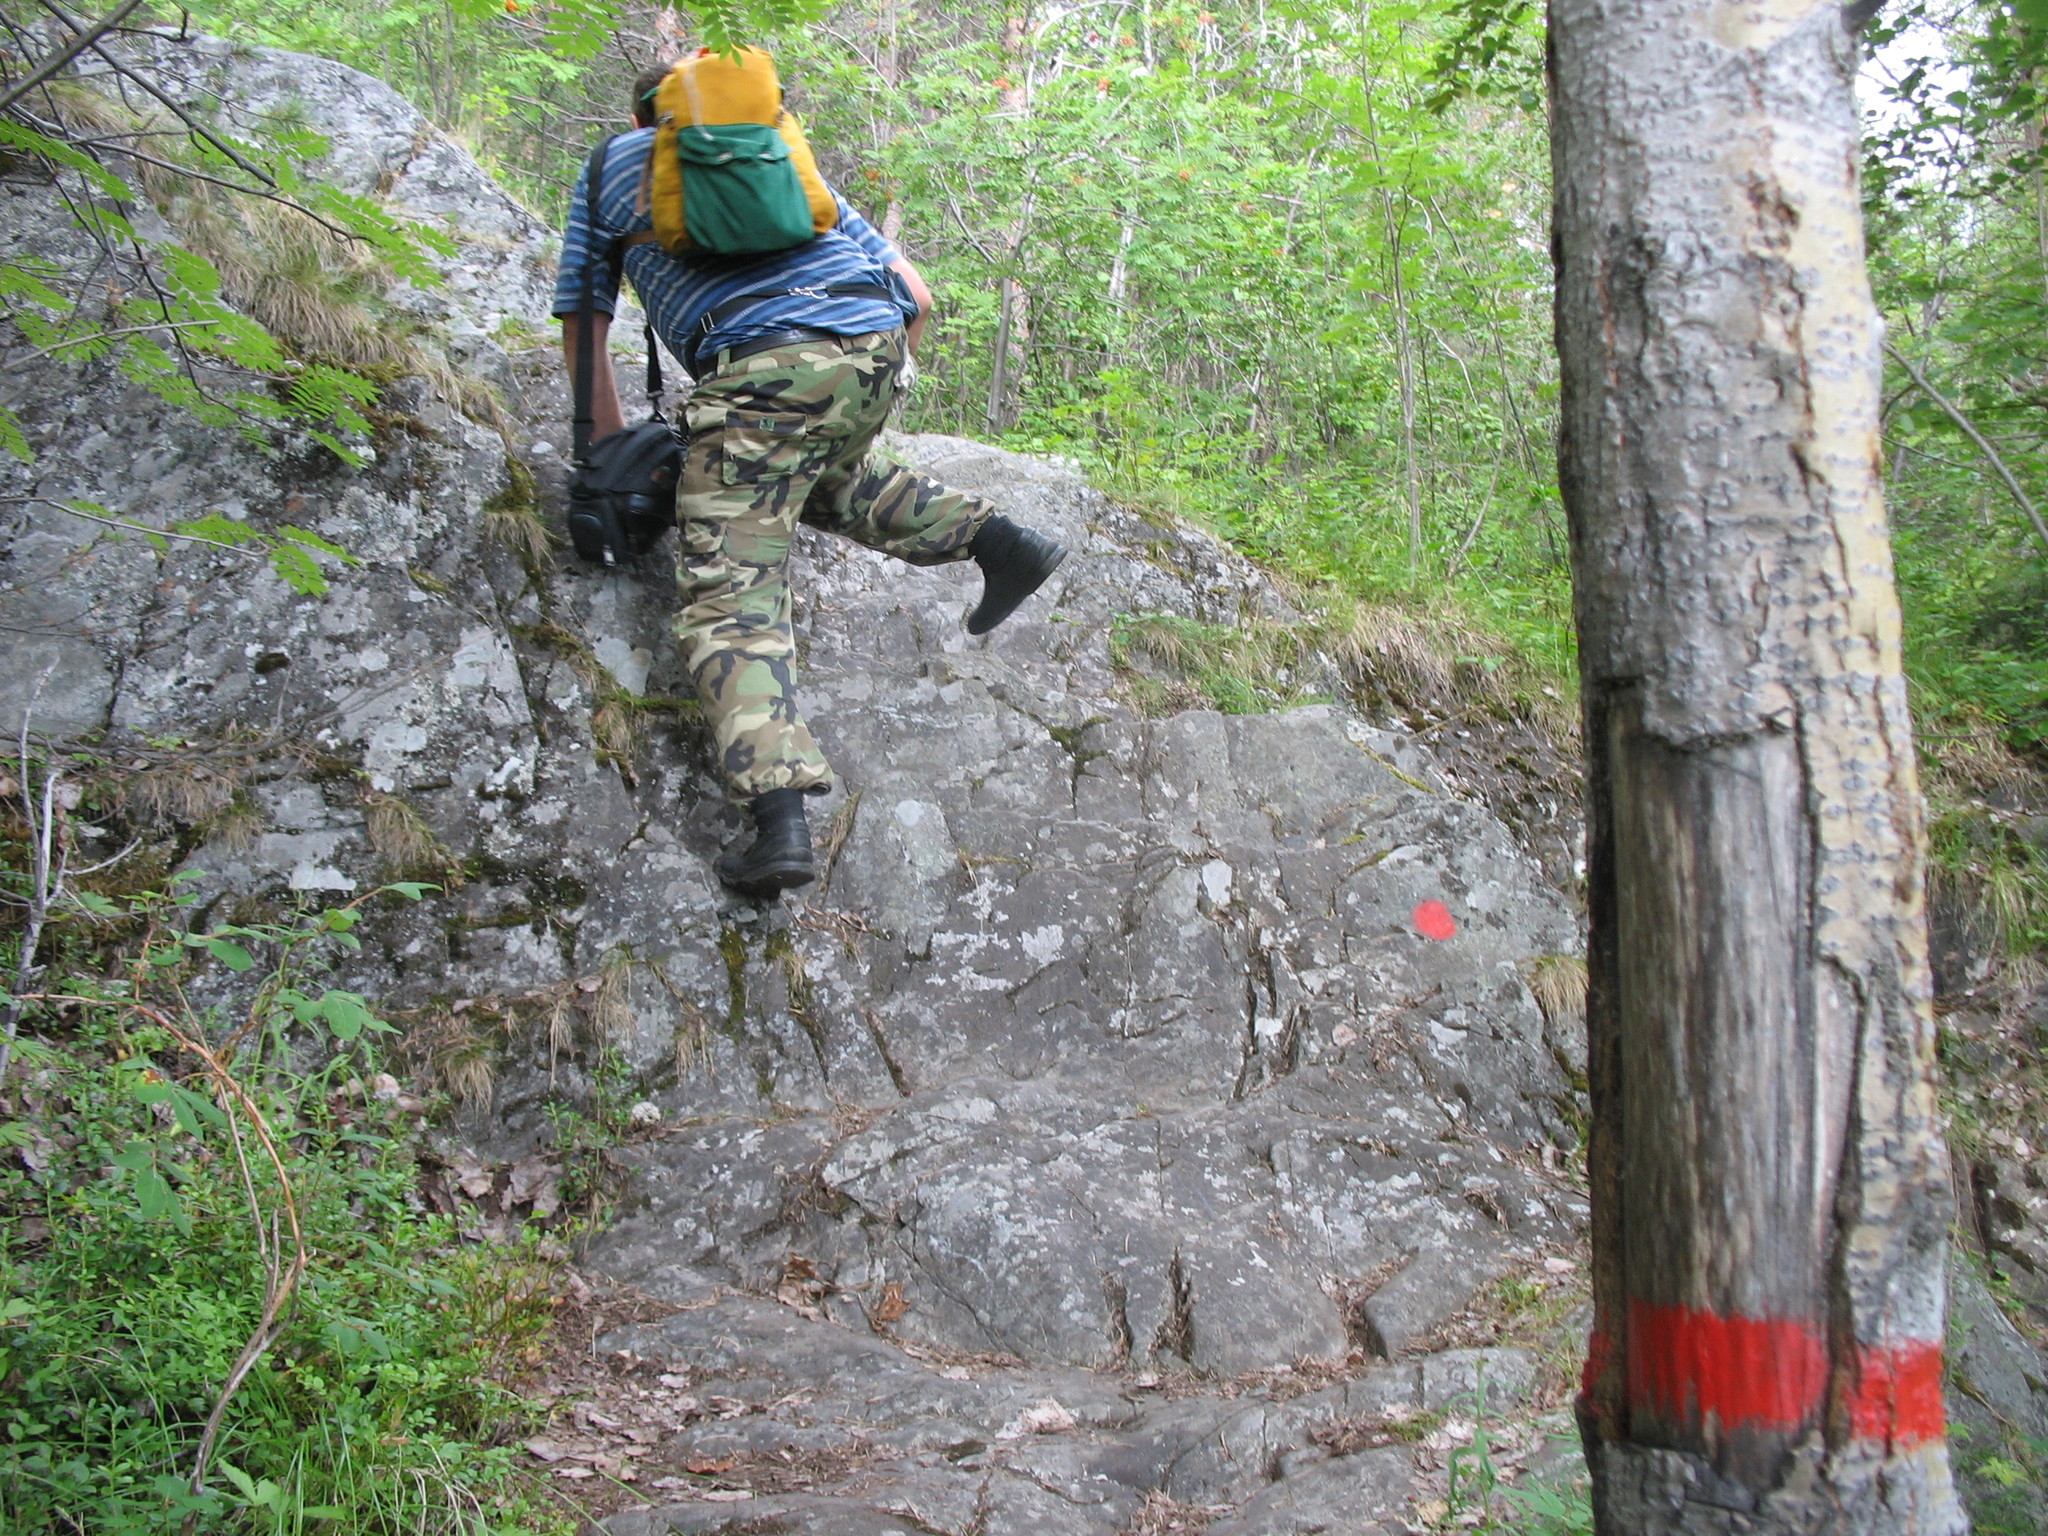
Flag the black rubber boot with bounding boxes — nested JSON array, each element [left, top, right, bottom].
[[716, 787, 815, 898], [965, 516, 1068, 635]]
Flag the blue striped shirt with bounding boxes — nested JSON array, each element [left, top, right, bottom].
[[551, 127, 914, 370]]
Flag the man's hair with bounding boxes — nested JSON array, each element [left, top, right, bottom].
[[631, 63, 671, 127]]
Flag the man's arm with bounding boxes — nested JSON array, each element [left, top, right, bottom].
[[889, 258, 933, 355], [561, 312, 627, 443]]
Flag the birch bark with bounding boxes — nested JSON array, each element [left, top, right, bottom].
[[1549, 0, 1966, 1527]]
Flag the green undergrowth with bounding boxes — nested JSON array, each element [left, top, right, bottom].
[[1019, 419, 1581, 705], [0, 871, 568, 1535]]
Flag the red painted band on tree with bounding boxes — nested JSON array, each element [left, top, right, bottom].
[[1625, 1300, 1829, 1434], [1845, 1337, 1945, 1449], [1585, 1302, 1946, 1448]]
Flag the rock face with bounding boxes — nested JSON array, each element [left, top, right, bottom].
[[580, 435, 1588, 1380], [8, 38, 1594, 1535]]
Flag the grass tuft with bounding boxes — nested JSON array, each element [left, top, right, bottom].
[[483, 458, 554, 571], [363, 787, 462, 884], [1527, 954, 1589, 1027]]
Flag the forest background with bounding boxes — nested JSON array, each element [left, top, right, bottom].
[[165, 0, 2048, 961]]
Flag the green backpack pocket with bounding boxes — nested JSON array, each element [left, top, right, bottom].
[[674, 123, 817, 255]]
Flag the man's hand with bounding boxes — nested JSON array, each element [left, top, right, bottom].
[[561, 312, 627, 443]]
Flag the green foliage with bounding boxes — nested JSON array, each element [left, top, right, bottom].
[[1861, 0, 2048, 770], [0, 874, 564, 1534], [1949, 1419, 2048, 1536], [786, 0, 1570, 678], [0, 106, 404, 470], [175, 0, 829, 198], [1436, 1363, 1593, 1535]]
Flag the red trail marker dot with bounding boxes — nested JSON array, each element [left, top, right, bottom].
[[1413, 900, 1457, 940]]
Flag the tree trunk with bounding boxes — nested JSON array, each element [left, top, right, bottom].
[[877, 0, 903, 247], [1385, 193, 1422, 586], [987, 13, 1033, 434], [1550, 0, 1965, 1529]]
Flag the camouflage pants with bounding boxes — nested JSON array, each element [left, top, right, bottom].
[[672, 328, 996, 801]]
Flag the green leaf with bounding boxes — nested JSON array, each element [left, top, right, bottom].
[[276, 523, 357, 563], [0, 118, 128, 195], [269, 543, 330, 597], [200, 937, 257, 971], [0, 405, 29, 464], [112, 1140, 185, 1228], [170, 514, 267, 548], [381, 882, 439, 900], [311, 990, 390, 1040]]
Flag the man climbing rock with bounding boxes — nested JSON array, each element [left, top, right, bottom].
[[555, 52, 1068, 900]]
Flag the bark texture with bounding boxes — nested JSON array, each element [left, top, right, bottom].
[[1549, 0, 1965, 1528]]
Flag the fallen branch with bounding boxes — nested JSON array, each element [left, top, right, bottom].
[[1885, 340, 2048, 561], [0, 700, 64, 1087]]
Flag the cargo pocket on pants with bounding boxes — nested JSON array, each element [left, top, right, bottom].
[[714, 410, 815, 488]]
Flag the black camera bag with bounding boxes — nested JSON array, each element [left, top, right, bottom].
[[568, 135, 683, 566], [567, 419, 681, 563]]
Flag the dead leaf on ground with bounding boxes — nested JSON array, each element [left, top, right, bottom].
[[870, 1281, 909, 1324], [684, 1456, 738, 1474], [450, 1152, 497, 1199], [506, 1155, 561, 1217]]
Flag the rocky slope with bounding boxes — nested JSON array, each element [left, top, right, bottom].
[[7, 35, 2044, 1536]]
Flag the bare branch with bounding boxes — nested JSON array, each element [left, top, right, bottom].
[[0, 691, 57, 1085], [1, 317, 236, 369], [70, 836, 141, 877], [31, 0, 281, 188], [1885, 340, 2048, 561], [0, 0, 145, 115], [11, 124, 370, 241], [0, 496, 264, 558]]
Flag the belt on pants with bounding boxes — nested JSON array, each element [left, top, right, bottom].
[[701, 327, 844, 376]]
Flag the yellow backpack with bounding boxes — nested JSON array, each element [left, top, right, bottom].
[[641, 48, 838, 257]]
